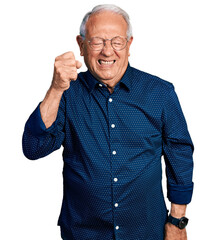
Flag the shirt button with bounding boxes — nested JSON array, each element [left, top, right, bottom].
[[114, 203, 119, 207], [114, 178, 118, 182], [111, 124, 115, 128], [99, 83, 103, 87], [116, 226, 119, 230], [112, 150, 116, 155], [109, 98, 113, 102]]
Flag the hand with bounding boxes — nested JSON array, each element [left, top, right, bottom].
[[164, 223, 187, 240], [51, 51, 82, 93]]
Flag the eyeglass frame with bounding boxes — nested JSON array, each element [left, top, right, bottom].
[[86, 36, 129, 51]]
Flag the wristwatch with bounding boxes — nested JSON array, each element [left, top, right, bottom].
[[167, 215, 189, 229]]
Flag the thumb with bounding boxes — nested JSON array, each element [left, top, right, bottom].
[[76, 60, 82, 69]]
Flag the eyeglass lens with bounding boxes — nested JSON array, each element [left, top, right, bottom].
[[89, 37, 127, 51]]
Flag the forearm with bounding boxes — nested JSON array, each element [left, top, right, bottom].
[[40, 87, 64, 128], [170, 203, 187, 218], [23, 91, 65, 160]]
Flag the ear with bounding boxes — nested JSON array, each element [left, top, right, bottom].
[[127, 36, 133, 56], [76, 35, 84, 56]]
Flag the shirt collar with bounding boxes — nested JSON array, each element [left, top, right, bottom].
[[118, 63, 133, 91], [80, 63, 133, 93]]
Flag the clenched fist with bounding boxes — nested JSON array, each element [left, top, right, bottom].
[[51, 51, 82, 93]]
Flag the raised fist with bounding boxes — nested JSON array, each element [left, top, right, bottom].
[[51, 51, 82, 92]]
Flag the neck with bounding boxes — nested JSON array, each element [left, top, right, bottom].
[[106, 84, 114, 94]]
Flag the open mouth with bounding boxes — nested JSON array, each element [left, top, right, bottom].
[[98, 60, 116, 65]]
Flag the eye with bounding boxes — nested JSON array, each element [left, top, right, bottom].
[[89, 38, 104, 50], [113, 42, 123, 46], [92, 42, 103, 46], [111, 37, 127, 50], [90, 38, 103, 45], [113, 40, 124, 45]]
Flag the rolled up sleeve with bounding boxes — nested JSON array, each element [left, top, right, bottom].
[[162, 85, 194, 204], [22, 94, 66, 160]]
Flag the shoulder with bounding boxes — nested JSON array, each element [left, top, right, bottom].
[[130, 66, 174, 93]]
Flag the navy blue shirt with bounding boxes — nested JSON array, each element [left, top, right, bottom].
[[22, 64, 194, 240]]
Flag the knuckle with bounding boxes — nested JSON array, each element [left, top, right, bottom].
[[55, 66, 62, 75], [54, 61, 60, 69], [55, 54, 62, 61], [70, 59, 76, 66], [64, 51, 75, 60], [67, 51, 75, 57]]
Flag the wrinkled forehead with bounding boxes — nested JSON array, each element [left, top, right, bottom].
[[85, 11, 128, 38]]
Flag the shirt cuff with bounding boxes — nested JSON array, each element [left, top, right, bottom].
[[26, 103, 57, 137], [167, 182, 194, 204]]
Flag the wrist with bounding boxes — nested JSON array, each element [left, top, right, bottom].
[[49, 85, 65, 96], [41, 87, 63, 110], [40, 86, 64, 128], [170, 203, 187, 218], [167, 215, 189, 229]]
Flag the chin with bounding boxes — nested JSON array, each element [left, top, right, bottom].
[[98, 75, 115, 81], [97, 70, 117, 80]]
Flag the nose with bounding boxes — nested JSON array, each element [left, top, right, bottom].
[[101, 40, 114, 56]]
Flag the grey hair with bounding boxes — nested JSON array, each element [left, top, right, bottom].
[[79, 4, 132, 40]]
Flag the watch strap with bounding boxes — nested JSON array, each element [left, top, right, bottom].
[[167, 215, 188, 229], [167, 215, 180, 226]]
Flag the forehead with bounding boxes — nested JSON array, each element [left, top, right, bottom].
[[85, 11, 128, 38]]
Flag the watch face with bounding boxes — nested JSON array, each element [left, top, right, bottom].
[[178, 217, 189, 229]]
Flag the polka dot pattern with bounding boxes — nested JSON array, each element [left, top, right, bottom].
[[22, 64, 194, 240]]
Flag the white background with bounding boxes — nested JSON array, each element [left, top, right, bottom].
[[0, 0, 215, 239]]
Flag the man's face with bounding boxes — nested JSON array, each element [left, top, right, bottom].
[[77, 11, 133, 86]]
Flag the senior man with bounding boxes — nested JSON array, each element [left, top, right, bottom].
[[23, 4, 194, 240]]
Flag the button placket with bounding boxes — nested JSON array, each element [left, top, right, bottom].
[[107, 95, 121, 234]]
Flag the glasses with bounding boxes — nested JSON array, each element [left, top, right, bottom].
[[87, 36, 128, 51]]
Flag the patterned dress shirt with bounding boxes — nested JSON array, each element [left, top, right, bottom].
[[22, 64, 194, 240]]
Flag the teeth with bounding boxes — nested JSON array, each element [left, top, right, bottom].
[[99, 60, 115, 65]]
